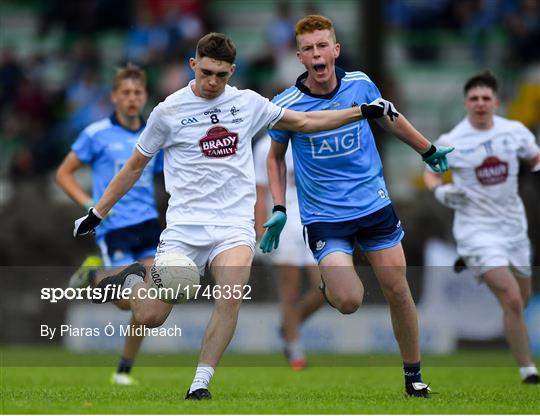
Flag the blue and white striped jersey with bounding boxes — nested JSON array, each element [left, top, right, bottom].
[[269, 67, 391, 224], [72, 113, 164, 238]]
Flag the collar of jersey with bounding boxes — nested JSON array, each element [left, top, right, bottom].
[[110, 112, 146, 133], [294, 67, 345, 100]]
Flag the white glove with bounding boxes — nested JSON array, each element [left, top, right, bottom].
[[360, 98, 399, 121], [372, 98, 399, 121], [433, 184, 467, 209]]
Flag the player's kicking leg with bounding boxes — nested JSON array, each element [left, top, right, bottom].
[[94, 263, 174, 327], [366, 243, 430, 397], [483, 266, 539, 384], [69, 256, 151, 385], [318, 251, 364, 314], [185, 245, 253, 400], [108, 256, 154, 385]]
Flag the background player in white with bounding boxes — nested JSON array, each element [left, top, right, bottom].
[[254, 134, 324, 370], [56, 64, 163, 385], [424, 71, 540, 384], [72, 33, 399, 400], [261, 15, 453, 397]]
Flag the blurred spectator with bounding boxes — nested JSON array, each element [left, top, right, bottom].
[[0, 47, 24, 110], [0, 112, 25, 177], [68, 38, 102, 82], [385, 0, 451, 61], [65, 66, 111, 136], [14, 77, 48, 122], [503, 0, 540, 64], [450, 0, 499, 65], [126, 0, 169, 65], [155, 55, 190, 99], [39, 0, 99, 36], [267, 1, 296, 56]]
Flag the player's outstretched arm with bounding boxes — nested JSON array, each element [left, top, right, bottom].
[[423, 169, 443, 191], [260, 140, 288, 253], [274, 107, 361, 133], [267, 140, 288, 207], [273, 97, 401, 133], [376, 114, 453, 172], [376, 114, 432, 154], [56, 151, 94, 210], [529, 152, 540, 173], [73, 149, 151, 236]]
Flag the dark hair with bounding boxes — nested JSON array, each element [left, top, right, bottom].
[[464, 70, 498, 95], [112, 62, 146, 90], [196, 32, 236, 64]]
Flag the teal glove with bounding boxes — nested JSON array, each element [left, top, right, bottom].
[[260, 210, 287, 254], [422, 145, 454, 173]]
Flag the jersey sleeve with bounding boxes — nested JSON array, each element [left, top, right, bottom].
[[153, 149, 164, 173], [71, 128, 96, 164], [516, 123, 539, 160], [253, 136, 270, 186], [136, 104, 170, 157], [247, 90, 285, 133], [364, 78, 382, 103]]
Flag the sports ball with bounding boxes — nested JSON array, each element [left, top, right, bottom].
[[150, 251, 200, 304]]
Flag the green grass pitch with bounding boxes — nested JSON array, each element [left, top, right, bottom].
[[1, 346, 538, 414]]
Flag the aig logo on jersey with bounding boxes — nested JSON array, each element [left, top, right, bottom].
[[199, 126, 239, 158], [475, 156, 508, 185], [309, 125, 360, 159]]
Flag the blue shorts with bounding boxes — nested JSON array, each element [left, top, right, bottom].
[[305, 204, 404, 263], [96, 219, 162, 267]]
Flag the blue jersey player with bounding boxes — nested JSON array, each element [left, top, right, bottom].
[[261, 15, 452, 398], [56, 64, 163, 385]]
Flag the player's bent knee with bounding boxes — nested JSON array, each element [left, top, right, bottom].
[[503, 295, 524, 316], [114, 300, 131, 311], [336, 296, 362, 315], [384, 284, 412, 306], [134, 309, 167, 328], [215, 296, 243, 313], [520, 287, 532, 308]]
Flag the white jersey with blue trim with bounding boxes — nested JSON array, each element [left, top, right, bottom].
[[72, 113, 164, 238], [268, 68, 390, 225]]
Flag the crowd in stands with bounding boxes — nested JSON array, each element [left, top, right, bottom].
[[1, 0, 538, 181]]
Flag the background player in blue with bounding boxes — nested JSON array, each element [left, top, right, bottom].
[[56, 64, 164, 385], [262, 15, 452, 398]]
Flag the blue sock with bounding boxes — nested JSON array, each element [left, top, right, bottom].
[[403, 361, 422, 385], [117, 357, 133, 374]]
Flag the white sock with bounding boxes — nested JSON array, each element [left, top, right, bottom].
[[286, 340, 305, 361], [519, 365, 538, 380], [189, 363, 214, 393], [123, 274, 144, 290]]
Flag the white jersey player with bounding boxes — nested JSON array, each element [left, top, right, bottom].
[[72, 32, 400, 400], [424, 71, 540, 384], [254, 135, 323, 370]]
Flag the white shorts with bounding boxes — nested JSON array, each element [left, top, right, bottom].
[[458, 237, 532, 278], [156, 224, 256, 275], [269, 222, 316, 267]]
